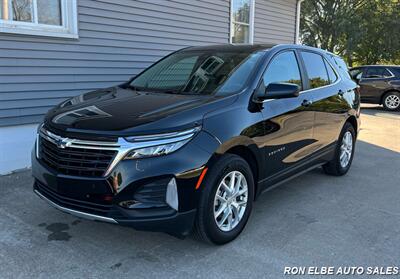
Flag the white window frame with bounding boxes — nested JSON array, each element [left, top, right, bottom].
[[0, 0, 78, 39], [229, 0, 255, 44]]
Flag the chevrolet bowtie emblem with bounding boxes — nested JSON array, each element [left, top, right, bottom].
[[55, 138, 68, 149]]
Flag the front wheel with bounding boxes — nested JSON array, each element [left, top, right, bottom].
[[323, 122, 356, 176], [193, 154, 254, 245], [382, 92, 400, 111]]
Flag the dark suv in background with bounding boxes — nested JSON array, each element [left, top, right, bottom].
[[350, 65, 400, 111], [32, 44, 360, 244]]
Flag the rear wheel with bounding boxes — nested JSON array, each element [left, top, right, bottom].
[[193, 154, 254, 245], [323, 122, 355, 176], [382, 92, 400, 111]]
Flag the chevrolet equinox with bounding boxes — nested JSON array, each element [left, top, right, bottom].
[[32, 44, 360, 244]]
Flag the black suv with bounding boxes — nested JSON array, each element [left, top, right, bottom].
[[350, 65, 400, 111], [32, 44, 360, 244]]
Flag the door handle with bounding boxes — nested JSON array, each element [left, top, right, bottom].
[[338, 89, 344, 96], [301, 99, 312, 107]]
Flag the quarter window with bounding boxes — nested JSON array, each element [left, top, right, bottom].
[[301, 52, 330, 89], [332, 56, 351, 80], [263, 51, 302, 89], [0, 0, 78, 38], [325, 60, 338, 83], [230, 0, 254, 44]]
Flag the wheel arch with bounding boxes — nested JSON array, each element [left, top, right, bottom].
[[346, 115, 358, 136], [210, 142, 262, 200]]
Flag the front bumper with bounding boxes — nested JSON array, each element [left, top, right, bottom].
[[32, 130, 219, 237], [34, 185, 196, 236]]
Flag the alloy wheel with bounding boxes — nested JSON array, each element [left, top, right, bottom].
[[385, 94, 400, 110], [340, 131, 353, 168], [213, 171, 248, 232]]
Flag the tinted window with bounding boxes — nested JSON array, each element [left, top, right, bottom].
[[325, 60, 338, 83], [263, 51, 302, 88], [332, 56, 352, 80], [389, 67, 400, 77], [365, 67, 392, 78], [130, 49, 263, 95], [350, 68, 363, 79], [301, 52, 330, 89]]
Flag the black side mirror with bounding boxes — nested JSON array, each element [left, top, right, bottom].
[[257, 82, 300, 101]]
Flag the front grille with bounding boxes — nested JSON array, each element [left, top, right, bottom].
[[35, 181, 113, 217], [39, 135, 117, 177]]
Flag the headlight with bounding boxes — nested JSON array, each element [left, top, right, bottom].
[[123, 126, 200, 160], [124, 140, 189, 159]]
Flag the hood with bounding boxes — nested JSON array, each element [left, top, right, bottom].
[[45, 86, 234, 137]]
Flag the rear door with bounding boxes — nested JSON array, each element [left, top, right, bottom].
[[257, 50, 315, 178], [298, 51, 346, 152], [358, 67, 394, 102]]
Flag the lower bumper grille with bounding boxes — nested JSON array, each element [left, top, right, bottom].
[[35, 181, 113, 217]]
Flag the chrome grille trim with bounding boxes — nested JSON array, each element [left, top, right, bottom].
[[39, 126, 120, 150], [38, 126, 200, 177]]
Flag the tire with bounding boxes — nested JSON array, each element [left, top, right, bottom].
[[382, 91, 400, 111], [193, 154, 254, 245], [323, 122, 356, 176]]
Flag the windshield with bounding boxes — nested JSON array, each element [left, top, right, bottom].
[[129, 49, 264, 95]]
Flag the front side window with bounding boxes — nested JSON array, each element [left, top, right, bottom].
[[0, 0, 78, 38], [230, 0, 254, 44], [301, 52, 330, 89], [130, 49, 264, 96], [263, 51, 302, 89]]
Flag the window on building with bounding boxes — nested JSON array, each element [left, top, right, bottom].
[[230, 0, 254, 44], [301, 52, 330, 89], [263, 51, 302, 89], [0, 0, 78, 38]]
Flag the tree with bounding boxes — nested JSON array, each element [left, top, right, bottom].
[[300, 0, 400, 66]]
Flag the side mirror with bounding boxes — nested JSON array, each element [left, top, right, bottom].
[[258, 82, 300, 101]]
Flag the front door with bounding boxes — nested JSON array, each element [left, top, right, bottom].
[[257, 50, 315, 179]]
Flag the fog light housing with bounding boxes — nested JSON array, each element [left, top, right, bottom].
[[166, 178, 179, 211]]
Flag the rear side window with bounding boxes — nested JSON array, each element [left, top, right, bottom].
[[389, 67, 400, 77], [301, 52, 330, 89], [263, 51, 302, 89], [365, 67, 392, 78]]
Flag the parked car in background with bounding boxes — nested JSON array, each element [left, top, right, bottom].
[[350, 65, 400, 111], [32, 44, 360, 244]]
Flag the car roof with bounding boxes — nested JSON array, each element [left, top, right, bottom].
[[183, 44, 336, 55], [351, 65, 400, 69], [183, 44, 276, 52]]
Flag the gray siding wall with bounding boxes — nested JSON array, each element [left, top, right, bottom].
[[0, 0, 297, 127], [254, 0, 297, 44]]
